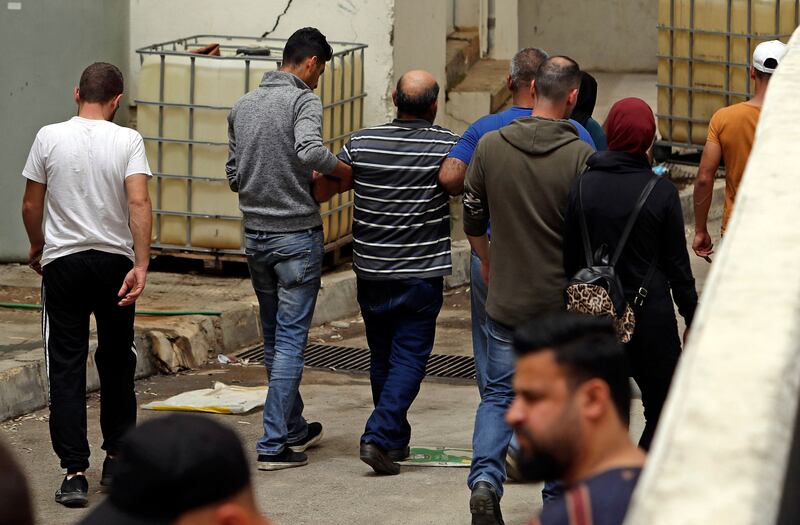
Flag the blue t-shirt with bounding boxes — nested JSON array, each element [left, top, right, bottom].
[[448, 106, 596, 164]]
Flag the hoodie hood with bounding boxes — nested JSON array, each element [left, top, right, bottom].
[[498, 117, 582, 155], [259, 70, 310, 90]]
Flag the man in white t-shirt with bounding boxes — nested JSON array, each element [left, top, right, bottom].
[[20, 62, 152, 509]]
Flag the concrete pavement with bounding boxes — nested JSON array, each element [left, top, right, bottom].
[[0, 242, 472, 421], [2, 348, 647, 525], [1, 214, 720, 525]]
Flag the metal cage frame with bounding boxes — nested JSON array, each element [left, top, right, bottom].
[[135, 35, 367, 256], [656, 0, 798, 152]]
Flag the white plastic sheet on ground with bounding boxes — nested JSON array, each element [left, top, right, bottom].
[[141, 382, 267, 415]]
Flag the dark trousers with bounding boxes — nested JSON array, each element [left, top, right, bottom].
[[42, 250, 138, 472], [626, 301, 682, 450], [357, 277, 443, 450]]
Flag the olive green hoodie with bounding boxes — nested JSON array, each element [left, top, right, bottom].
[[463, 116, 594, 327]]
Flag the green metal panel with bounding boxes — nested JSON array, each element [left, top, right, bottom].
[[0, 0, 130, 261]]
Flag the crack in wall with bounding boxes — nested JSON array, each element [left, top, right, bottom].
[[261, 0, 295, 38]]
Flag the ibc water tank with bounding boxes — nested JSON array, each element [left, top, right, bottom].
[[136, 35, 365, 255], [657, 0, 797, 148]]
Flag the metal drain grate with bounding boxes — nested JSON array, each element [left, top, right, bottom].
[[237, 343, 476, 380]]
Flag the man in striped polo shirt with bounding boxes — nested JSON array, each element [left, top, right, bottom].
[[318, 70, 457, 475]]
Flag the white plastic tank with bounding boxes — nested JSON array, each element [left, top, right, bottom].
[[136, 36, 365, 253], [657, 0, 797, 146]]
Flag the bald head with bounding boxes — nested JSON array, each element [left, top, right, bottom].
[[533, 56, 581, 102], [394, 70, 439, 121]]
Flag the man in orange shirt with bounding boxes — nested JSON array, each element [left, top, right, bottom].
[[693, 40, 788, 257]]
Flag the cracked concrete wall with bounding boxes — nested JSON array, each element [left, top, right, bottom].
[[129, 0, 396, 126]]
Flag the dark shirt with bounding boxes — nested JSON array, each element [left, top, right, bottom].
[[584, 117, 608, 151], [337, 119, 457, 280], [531, 467, 642, 525], [563, 151, 697, 325]]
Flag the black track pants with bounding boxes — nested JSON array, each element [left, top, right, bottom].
[[42, 250, 137, 473]]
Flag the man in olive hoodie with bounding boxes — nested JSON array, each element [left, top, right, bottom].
[[463, 56, 594, 525], [227, 28, 351, 471]]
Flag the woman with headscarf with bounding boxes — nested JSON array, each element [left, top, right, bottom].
[[572, 72, 608, 151], [563, 98, 698, 450]]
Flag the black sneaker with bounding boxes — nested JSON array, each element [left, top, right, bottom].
[[257, 449, 308, 471], [55, 474, 89, 508], [100, 456, 117, 488], [359, 442, 400, 475], [287, 422, 324, 453], [470, 481, 505, 525], [387, 446, 410, 462]]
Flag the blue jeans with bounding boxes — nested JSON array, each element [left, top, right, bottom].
[[469, 254, 561, 501], [358, 277, 443, 450], [246, 228, 323, 455], [468, 312, 516, 498]]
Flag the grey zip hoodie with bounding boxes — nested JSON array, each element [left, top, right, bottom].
[[226, 70, 338, 232]]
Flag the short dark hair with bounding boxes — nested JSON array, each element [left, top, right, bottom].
[[0, 440, 33, 525], [510, 47, 549, 91], [78, 62, 124, 103], [533, 56, 582, 101], [754, 67, 772, 81], [283, 27, 333, 66], [514, 313, 632, 425], [395, 78, 440, 118]]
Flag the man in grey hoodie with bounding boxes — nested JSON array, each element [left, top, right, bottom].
[[226, 27, 351, 471], [463, 56, 594, 525]]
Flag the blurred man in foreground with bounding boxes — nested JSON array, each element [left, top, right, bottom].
[[0, 439, 34, 525], [79, 414, 271, 525], [507, 313, 645, 525]]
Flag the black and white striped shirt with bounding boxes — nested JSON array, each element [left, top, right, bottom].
[[338, 119, 458, 280]]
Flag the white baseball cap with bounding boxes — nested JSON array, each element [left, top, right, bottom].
[[753, 40, 788, 74]]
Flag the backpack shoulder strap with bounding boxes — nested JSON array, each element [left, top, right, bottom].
[[611, 175, 660, 266], [577, 175, 594, 267]]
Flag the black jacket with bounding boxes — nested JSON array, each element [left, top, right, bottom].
[[564, 151, 698, 326]]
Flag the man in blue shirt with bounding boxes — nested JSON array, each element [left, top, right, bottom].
[[437, 47, 595, 525]]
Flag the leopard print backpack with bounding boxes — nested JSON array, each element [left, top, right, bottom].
[[565, 174, 660, 343]]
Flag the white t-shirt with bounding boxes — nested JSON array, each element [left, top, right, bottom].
[[22, 117, 152, 266]]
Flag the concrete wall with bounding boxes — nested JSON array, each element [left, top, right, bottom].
[[455, 0, 481, 28], [393, 0, 448, 118], [625, 26, 800, 525], [489, 0, 519, 59], [0, 0, 130, 262], [518, 0, 657, 72], [447, 0, 456, 33], [129, 0, 396, 128]]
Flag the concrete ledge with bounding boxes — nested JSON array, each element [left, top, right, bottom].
[[0, 306, 263, 422], [0, 353, 47, 422], [679, 179, 725, 227]]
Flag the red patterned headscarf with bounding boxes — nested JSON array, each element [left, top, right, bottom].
[[604, 98, 656, 156]]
